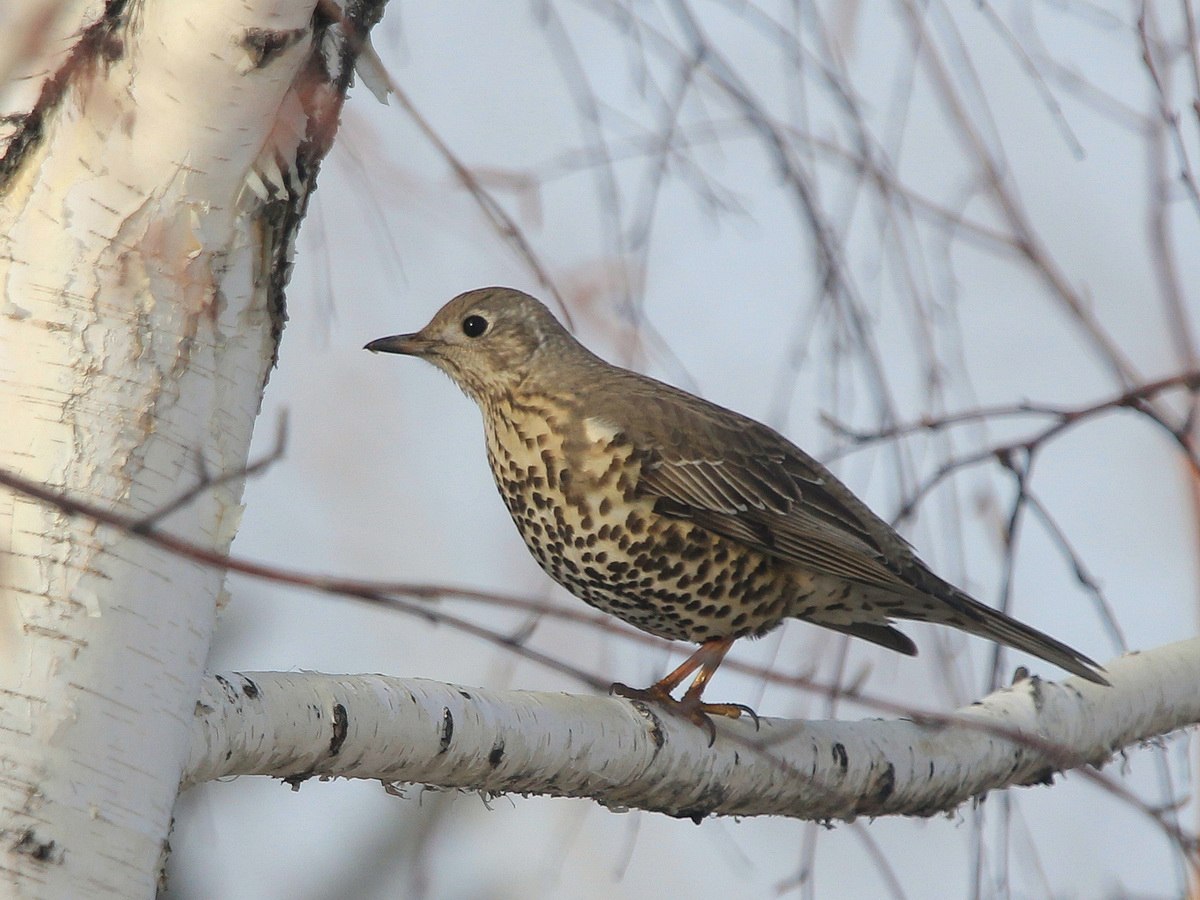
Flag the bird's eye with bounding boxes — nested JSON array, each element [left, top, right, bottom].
[[462, 315, 488, 338]]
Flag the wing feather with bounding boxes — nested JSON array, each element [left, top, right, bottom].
[[635, 408, 911, 592]]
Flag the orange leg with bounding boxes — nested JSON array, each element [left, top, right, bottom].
[[611, 636, 758, 743]]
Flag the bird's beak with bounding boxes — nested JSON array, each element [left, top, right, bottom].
[[364, 333, 427, 355]]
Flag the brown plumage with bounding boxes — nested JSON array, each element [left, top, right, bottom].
[[366, 287, 1108, 731]]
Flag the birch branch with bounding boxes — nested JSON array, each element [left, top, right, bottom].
[[185, 637, 1200, 825]]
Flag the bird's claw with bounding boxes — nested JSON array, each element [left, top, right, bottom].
[[611, 682, 760, 746]]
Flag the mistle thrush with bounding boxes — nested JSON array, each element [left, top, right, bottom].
[[366, 288, 1108, 730]]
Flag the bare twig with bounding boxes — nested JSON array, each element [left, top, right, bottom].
[[826, 370, 1200, 477], [135, 412, 289, 530], [1138, 5, 1200, 219]]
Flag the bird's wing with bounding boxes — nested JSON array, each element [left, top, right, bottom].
[[634, 400, 911, 592]]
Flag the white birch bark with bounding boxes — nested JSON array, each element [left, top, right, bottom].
[[185, 638, 1200, 822], [0, 1, 383, 895]]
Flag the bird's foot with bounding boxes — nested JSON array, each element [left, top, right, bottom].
[[611, 682, 759, 746]]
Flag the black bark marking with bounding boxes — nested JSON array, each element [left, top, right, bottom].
[[213, 673, 238, 703], [831, 742, 849, 772], [11, 828, 61, 864], [329, 703, 348, 756], [1029, 677, 1046, 712], [240, 677, 260, 699], [867, 763, 896, 806], [488, 740, 505, 767], [438, 707, 454, 753], [643, 707, 666, 750], [240, 27, 308, 69]]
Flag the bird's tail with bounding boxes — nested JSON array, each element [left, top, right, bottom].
[[923, 586, 1110, 685]]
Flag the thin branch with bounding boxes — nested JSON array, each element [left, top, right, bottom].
[[1022, 491, 1127, 654], [826, 370, 1200, 478], [1138, 5, 1200, 219], [135, 411, 289, 530]]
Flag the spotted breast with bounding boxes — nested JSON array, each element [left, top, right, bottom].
[[481, 394, 821, 643]]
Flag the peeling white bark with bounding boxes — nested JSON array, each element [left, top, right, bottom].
[[0, 1, 380, 895], [185, 638, 1200, 822]]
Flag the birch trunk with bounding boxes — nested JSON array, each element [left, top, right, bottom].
[[0, 1, 383, 894]]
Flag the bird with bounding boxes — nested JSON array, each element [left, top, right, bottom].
[[366, 287, 1108, 734]]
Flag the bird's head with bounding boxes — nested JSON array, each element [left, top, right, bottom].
[[365, 287, 573, 404]]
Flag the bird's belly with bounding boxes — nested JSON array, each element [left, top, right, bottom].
[[485, 413, 816, 642], [536, 500, 816, 641]]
